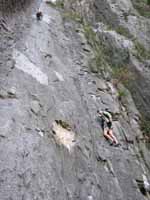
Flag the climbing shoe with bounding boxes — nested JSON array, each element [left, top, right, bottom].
[[109, 141, 114, 146], [114, 143, 121, 147]]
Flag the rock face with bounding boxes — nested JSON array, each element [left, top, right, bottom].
[[0, 0, 33, 12], [63, 0, 150, 122], [0, 0, 150, 200]]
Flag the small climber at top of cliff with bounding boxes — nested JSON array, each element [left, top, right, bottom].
[[36, 11, 43, 20], [97, 109, 120, 147]]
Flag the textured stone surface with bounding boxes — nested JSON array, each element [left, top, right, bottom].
[[63, 0, 150, 128], [0, 0, 150, 200]]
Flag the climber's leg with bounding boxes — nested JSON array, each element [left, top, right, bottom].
[[103, 128, 114, 143], [108, 129, 119, 144]]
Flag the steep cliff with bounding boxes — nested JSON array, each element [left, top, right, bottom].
[[0, 0, 150, 200], [62, 0, 150, 178], [63, 0, 150, 116]]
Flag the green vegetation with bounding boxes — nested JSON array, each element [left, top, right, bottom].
[[148, 0, 150, 5], [133, 40, 150, 61], [112, 67, 133, 87], [115, 26, 133, 38], [62, 11, 83, 23], [61, 11, 109, 72], [122, 12, 129, 22], [62, 9, 133, 88], [118, 88, 127, 101], [83, 23, 110, 73], [46, 1, 64, 9], [61, 6, 150, 142], [131, 0, 150, 18], [140, 116, 150, 137], [83, 23, 134, 83], [83, 24, 98, 47]]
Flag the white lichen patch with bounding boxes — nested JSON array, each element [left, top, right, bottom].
[[13, 49, 48, 85], [52, 121, 75, 152]]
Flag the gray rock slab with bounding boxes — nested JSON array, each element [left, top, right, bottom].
[[0, 1, 149, 200]]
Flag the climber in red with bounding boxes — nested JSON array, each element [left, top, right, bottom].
[[97, 109, 120, 146]]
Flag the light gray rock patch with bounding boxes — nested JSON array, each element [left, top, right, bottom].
[[42, 14, 52, 24], [13, 49, 49, 85], [30, 100, 41, 115], [54, 70, 64, 81]]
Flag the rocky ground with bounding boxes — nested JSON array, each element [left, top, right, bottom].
[[0, 0, 150, 199]]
